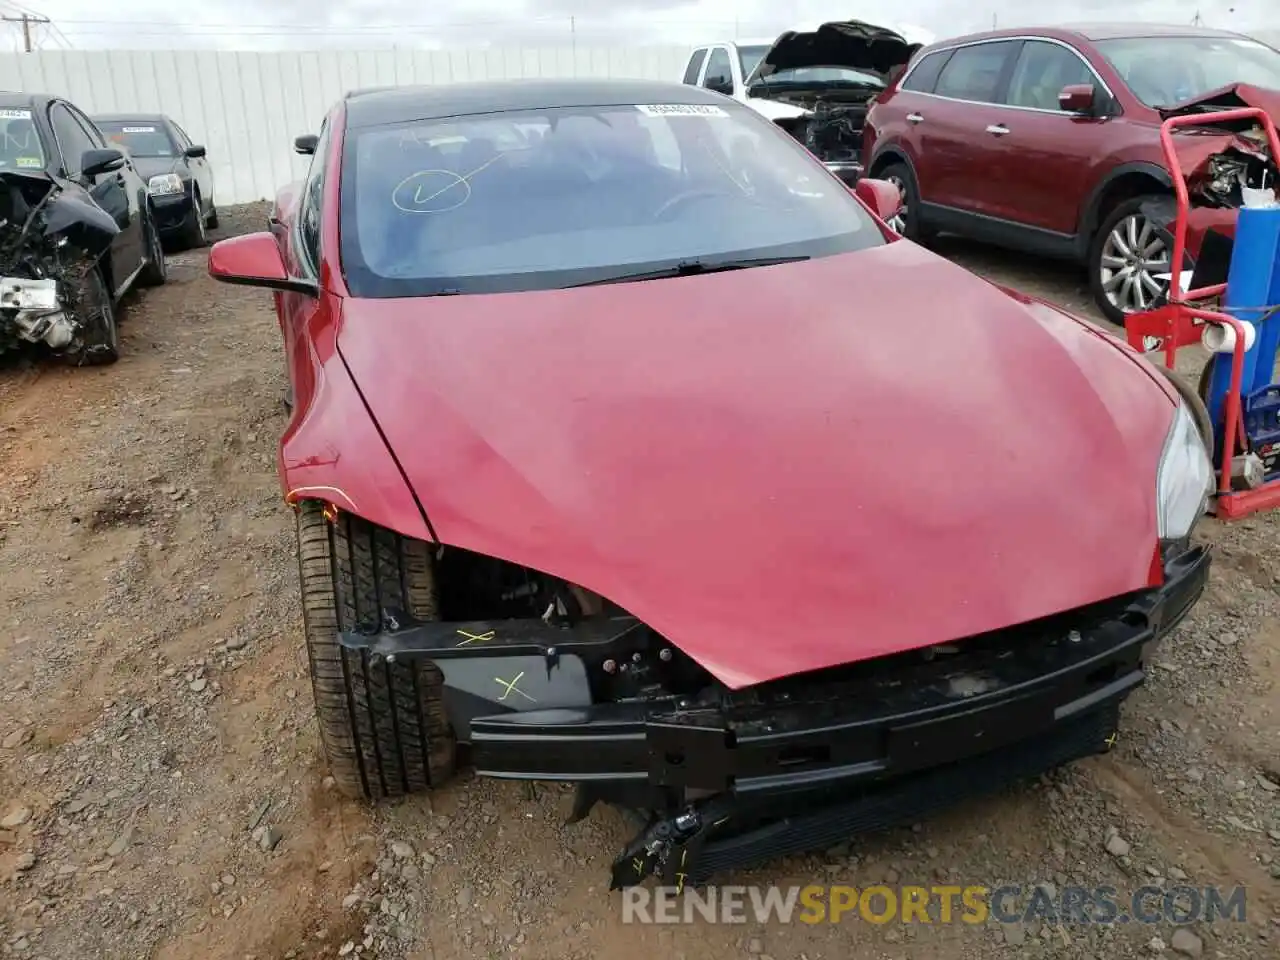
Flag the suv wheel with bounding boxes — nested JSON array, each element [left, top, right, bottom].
[[1089, 195, 1173, 326], [296, 500, 455, 800], [877, 162, 933, 243]]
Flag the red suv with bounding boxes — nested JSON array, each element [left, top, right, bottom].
[[863, 24, 1280, 324]]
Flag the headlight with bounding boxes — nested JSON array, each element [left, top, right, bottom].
[[1156, 399, 1214, 540], [147, 173, 184, 196]]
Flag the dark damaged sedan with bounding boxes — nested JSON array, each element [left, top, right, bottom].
[[0, 92, 166, 365], [94, 113, 218, 249]]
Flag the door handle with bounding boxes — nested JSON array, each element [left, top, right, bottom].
[[906, 113, 923, 124], [985, 124, 1010, 136]]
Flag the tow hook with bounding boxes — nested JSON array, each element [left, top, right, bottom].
[[610, 804, 728, 891]]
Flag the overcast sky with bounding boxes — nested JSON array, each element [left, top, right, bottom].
[[4, 0, 1275, 51]]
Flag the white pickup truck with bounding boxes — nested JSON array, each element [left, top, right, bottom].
[[680, 20, 933, 183]]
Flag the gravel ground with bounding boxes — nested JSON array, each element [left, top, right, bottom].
[[0, 206, 1277, 960]]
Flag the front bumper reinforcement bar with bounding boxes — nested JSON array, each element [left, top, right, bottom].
[[337, 545, 1209, 886]]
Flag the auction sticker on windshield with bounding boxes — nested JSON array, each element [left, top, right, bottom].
[[636, 104, 729, 118], [0, 109, 32, 120], [123, 126, 157, 133]]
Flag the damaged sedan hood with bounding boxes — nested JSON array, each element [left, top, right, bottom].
[[338, 242, 1174, 689], [0, 169, 119, 260], [746, 19, 926, 85], [1158, 82, 1280, 125]]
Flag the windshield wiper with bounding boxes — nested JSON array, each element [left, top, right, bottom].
[[568, 255, 810, 288]]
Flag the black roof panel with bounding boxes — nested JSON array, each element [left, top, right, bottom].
[[343, 78, 735, 128]]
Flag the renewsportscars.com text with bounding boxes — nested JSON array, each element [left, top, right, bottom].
[[620, 883, 1248, 925]]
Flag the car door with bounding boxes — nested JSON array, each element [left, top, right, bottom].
[[866, 47, 954, 179], [170, 119, 213, 212], [48, 101, 141, 294], [987, 38, 1119, 233], [913, 39, 1020, 218]]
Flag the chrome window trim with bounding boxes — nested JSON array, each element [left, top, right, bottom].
[[897, 35, 1119, 114]]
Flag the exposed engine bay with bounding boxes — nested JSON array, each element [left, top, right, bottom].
[[744, 20, 926, 175], [0, 169, 117, 362], [1124, 83, 1280, 294], [1161, 83, 1280, 207], [772, 100, 867, 169]]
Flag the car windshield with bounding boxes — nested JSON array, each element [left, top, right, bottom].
[[750, 66, 886, 89], [97, 120, 178, 158], [1095, 36, 1280, 108], [0, 109, 45, 172], [340, 101, 883, 298], [737, 44, 771, 80]]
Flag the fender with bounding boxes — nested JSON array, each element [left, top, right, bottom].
[[867, 142, 915, 181], [1076, 161, 1173, 242], [279, 313, 433, 544]]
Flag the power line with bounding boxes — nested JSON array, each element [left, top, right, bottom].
[[1, 11, 49, 52]]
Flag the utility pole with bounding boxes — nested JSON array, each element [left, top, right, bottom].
[[2, 12, 50, 53]]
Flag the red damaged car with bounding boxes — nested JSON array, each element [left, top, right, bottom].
[[209, 79, 1213, 887], [862, 24, 1280, 325]]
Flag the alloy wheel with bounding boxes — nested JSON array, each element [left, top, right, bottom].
[[1098, 212, 1170, 314]]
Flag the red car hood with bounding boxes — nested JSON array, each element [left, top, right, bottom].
[[338, 241, 1175, 688], [1159, 82, 1280, 122], [1161, 83, 1280, 177]]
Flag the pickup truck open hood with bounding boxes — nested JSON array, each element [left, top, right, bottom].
[[337, 241, 1175, 690], [746, 19, 929, 85]]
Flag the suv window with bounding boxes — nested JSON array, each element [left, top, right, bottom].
[[49, 102, 97, 176], [702, 47, 733, 89], [683, 49, 708, 85], [1006, 40, 1095, 111], [901, 50, 951, 93], [933, 41, 1016, 103]]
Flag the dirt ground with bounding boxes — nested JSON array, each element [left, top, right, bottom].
[[1, 206, 1277, 960]]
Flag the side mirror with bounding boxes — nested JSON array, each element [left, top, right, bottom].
[[705, 75, 734, 96], [1058, 84, 1096, 115], [80, 147, 125, 179], [185, 144, 207, 159], [294, 134, 319, 155], [854, 177, 904, 225], [208, 232, 317, 296]]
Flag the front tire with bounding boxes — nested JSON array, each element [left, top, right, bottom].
[[1089, 195, 1173, 327], [296, 501, 455, 800], [62, 264, 118, 366], [179, 192, 208, 249], [137, 209, 167, 288], [876, 161, 934, 243]]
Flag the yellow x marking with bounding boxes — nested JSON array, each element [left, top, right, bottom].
[[1105, 732, 1119, 749], [495, 671, 536, 703], [455, 629, 495, 647]]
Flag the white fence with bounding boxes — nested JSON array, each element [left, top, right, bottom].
[[0, 47, 691, 205]]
